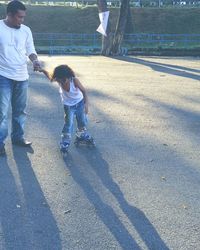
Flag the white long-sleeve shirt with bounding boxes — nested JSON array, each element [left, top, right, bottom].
[[0, 20, 36, 81]]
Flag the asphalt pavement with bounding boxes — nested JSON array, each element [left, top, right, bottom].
[[0, 55, 200, 250]]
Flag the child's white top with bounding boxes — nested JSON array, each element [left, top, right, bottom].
[[59, 77, 83, 106], [0, 20, 36, 81]]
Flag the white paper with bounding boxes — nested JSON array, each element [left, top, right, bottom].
[[96, 11, 110, 36], [97, 24, 107, 36]]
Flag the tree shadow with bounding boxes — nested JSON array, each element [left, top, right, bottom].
[[73, 147, 170, 250], [135, 93, 200, 140], [111, 56, 200, 81], [132, 56, 200, 74]]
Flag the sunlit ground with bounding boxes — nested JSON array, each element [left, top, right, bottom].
[[1, 55, 200, 250]]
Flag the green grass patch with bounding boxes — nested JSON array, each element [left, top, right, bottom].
[[0, 5, 200, 34]]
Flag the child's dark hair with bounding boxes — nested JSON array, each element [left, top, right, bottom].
[[51, 65, 75, 82], [7, 1, 26, 15]]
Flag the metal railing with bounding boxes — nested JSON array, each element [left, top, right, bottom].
[[33, 33, 101, 54], [33, 33, 200, 54], [124, 33, 200, 49]]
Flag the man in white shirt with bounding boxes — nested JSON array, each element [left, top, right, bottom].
[[0, 1, 41, 156]]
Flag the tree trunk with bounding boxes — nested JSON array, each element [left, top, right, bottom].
[[111, 0, 130, 55], [125, 4, 133, 34], [97, 0, 113, 56], [101, 25, 113, 56]]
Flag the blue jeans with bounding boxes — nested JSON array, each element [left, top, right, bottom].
[[0, 75, 28, 147], [62, 99, 87, 139]]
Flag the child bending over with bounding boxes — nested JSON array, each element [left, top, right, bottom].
[[40, 64, 94, 152]]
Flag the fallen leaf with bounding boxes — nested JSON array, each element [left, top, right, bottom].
[[64, 210, 71, 214], [182, 204, 188, 210]]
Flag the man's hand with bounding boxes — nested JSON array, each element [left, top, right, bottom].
[[33, 59, 41, 71]]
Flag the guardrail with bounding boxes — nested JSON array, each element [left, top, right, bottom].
[[33, 33, 200, 55], [33, 33, 101, 54], [124, 33, 200, 49]]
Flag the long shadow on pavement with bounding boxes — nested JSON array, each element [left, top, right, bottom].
[[63, 152, 142, 250], [63, 148, 169, 250], [28, 58, 200, 249], [10, 146, 62, 250], [76, 147, 169, 250], [0, 156, 30, 249]]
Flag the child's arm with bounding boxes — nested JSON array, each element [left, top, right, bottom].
[[74, 78, 89, 114], [39, 69, 52, 81]]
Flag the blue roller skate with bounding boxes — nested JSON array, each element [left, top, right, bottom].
[[60, 141, 70, 153], [60, 135, 70, 153], [74, 131, 95, 148]]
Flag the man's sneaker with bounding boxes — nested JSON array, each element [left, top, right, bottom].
[[0, 145, 6, 156]]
